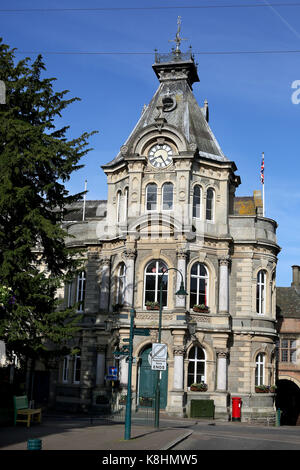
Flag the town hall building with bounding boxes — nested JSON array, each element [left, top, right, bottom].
[[50, 30, 280, 423]]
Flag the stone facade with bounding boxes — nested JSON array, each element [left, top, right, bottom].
[[52, 46, 280, 423]]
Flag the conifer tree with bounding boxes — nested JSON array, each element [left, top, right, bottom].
[[0, 39, 96, 366]]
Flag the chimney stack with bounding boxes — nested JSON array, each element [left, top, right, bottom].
[[292, 265, 300, 290]]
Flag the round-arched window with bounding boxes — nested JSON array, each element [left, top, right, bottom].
[[144, 260, 168, 307], [190, 262, 209, 309], [188, 346, 206, 387]]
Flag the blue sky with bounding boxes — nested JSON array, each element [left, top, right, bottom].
[[1, 0, 300, 286]]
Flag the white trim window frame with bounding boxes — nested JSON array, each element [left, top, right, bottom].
[[145, 183, 158, 212], [124, 187, 129, 221], [187, 346, 206, 388], [190, 262, 209, 308], [206, 187, 214, 222], [73, 354, 81, 384], [67, 281, 73, 308], [116, 190, 122, 223], [144, 260, 168, 308], [117, 263, 126, 305], [62, 355, 70, 384], [193, 184, 202, 219], [161, 182, 174, 211], [255, 352, 265, 386], [256, 270, 266, 315], [76, 271, 86, 313]]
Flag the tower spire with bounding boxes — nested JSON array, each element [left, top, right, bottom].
[[168, 16, 187, 53]]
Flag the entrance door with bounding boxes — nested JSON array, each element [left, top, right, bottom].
[[138, 346, 168, 409], [276, 379, 300, 425]]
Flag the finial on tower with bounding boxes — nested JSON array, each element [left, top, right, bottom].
[[169, 16, 187, 53]]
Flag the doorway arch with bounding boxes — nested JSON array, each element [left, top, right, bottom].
[[138, 345, 168, 409], [276, 379, 300, 425]]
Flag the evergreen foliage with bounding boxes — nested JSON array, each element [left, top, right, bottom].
[[0, 38, 97, 364]]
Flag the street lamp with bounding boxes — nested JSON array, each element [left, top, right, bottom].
[[154, 267, 188, 429]]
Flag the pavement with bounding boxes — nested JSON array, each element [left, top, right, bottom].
[[0, 411, 198, 451]]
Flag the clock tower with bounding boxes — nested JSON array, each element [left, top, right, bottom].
[[60, 20, 280, 423]]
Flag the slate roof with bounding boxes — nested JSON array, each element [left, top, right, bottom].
[[103, 55, 228, 169], [63, 200, 107, 222], [276, 287, 300, 318]]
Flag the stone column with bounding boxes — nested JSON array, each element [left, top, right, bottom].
[[95, 345, 106, 387], [98, 256, 111, 311], [176, 248, 187, 308], [124, 249, 136, 308], [173, 348, 185, 390], [216, 350, 228, 391], [218, 256, 230, 313]]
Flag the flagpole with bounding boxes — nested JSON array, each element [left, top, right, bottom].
[[82, 179, 87, 222], [261, 152, 265, 217]]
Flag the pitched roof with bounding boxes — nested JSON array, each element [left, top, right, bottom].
[[103, 54, 228, 169], [276, 287, 300, 318], [63, 200, 107, 222]]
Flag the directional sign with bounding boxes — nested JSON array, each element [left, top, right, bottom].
[[134, 328, 150, 336], [151, 343, 167, 371]]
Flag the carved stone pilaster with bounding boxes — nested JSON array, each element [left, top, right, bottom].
[[218, 255, 230, 267], [123, 249, 137, 260], [173, 347, 185, 357], [176, 248, 188, 260]]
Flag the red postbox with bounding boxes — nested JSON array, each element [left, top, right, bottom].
[[232, 397, 242, 421]]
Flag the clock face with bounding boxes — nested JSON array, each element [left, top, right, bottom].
[[148, 144, 173, 168]]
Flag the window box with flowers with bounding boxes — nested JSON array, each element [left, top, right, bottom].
[[190, 383, 208, 392], [192, 304, 209, 313], [255, 385, 269, 393], [139, 396, 153, 407], [145, 301, 160, 311]]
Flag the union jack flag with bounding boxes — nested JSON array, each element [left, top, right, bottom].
[[260, 152, 264, 185]]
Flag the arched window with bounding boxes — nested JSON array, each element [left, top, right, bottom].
[[62, 355, 70, 383], [193, 185, 201, 219], [66, 280, 74, 308], [188, 346, 206, 387], [256, 270, 266, 315], [117, 263, 126, 305], [190, 262, 209, 309], [73, 353, 81, 384], [162, 183, 173, 210], [144, 260, 168, 307], [146, 183, 157, 211], [124, 187, 129, 220], [206, 188, 214, 221], [76, 271, 86, 312], [116, 190, 122, 223], [255, 353, 265, 386]]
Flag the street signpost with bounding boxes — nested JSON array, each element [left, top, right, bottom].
[[151, 343, 167, 371]]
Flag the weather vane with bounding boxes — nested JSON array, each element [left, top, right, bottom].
[[169, 16, 187, 53]]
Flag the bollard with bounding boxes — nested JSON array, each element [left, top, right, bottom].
[[275, 408, 281, 427], [27, 438, 42, 450]]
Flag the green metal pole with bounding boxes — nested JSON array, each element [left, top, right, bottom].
[[124, 308, 135, 440]]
